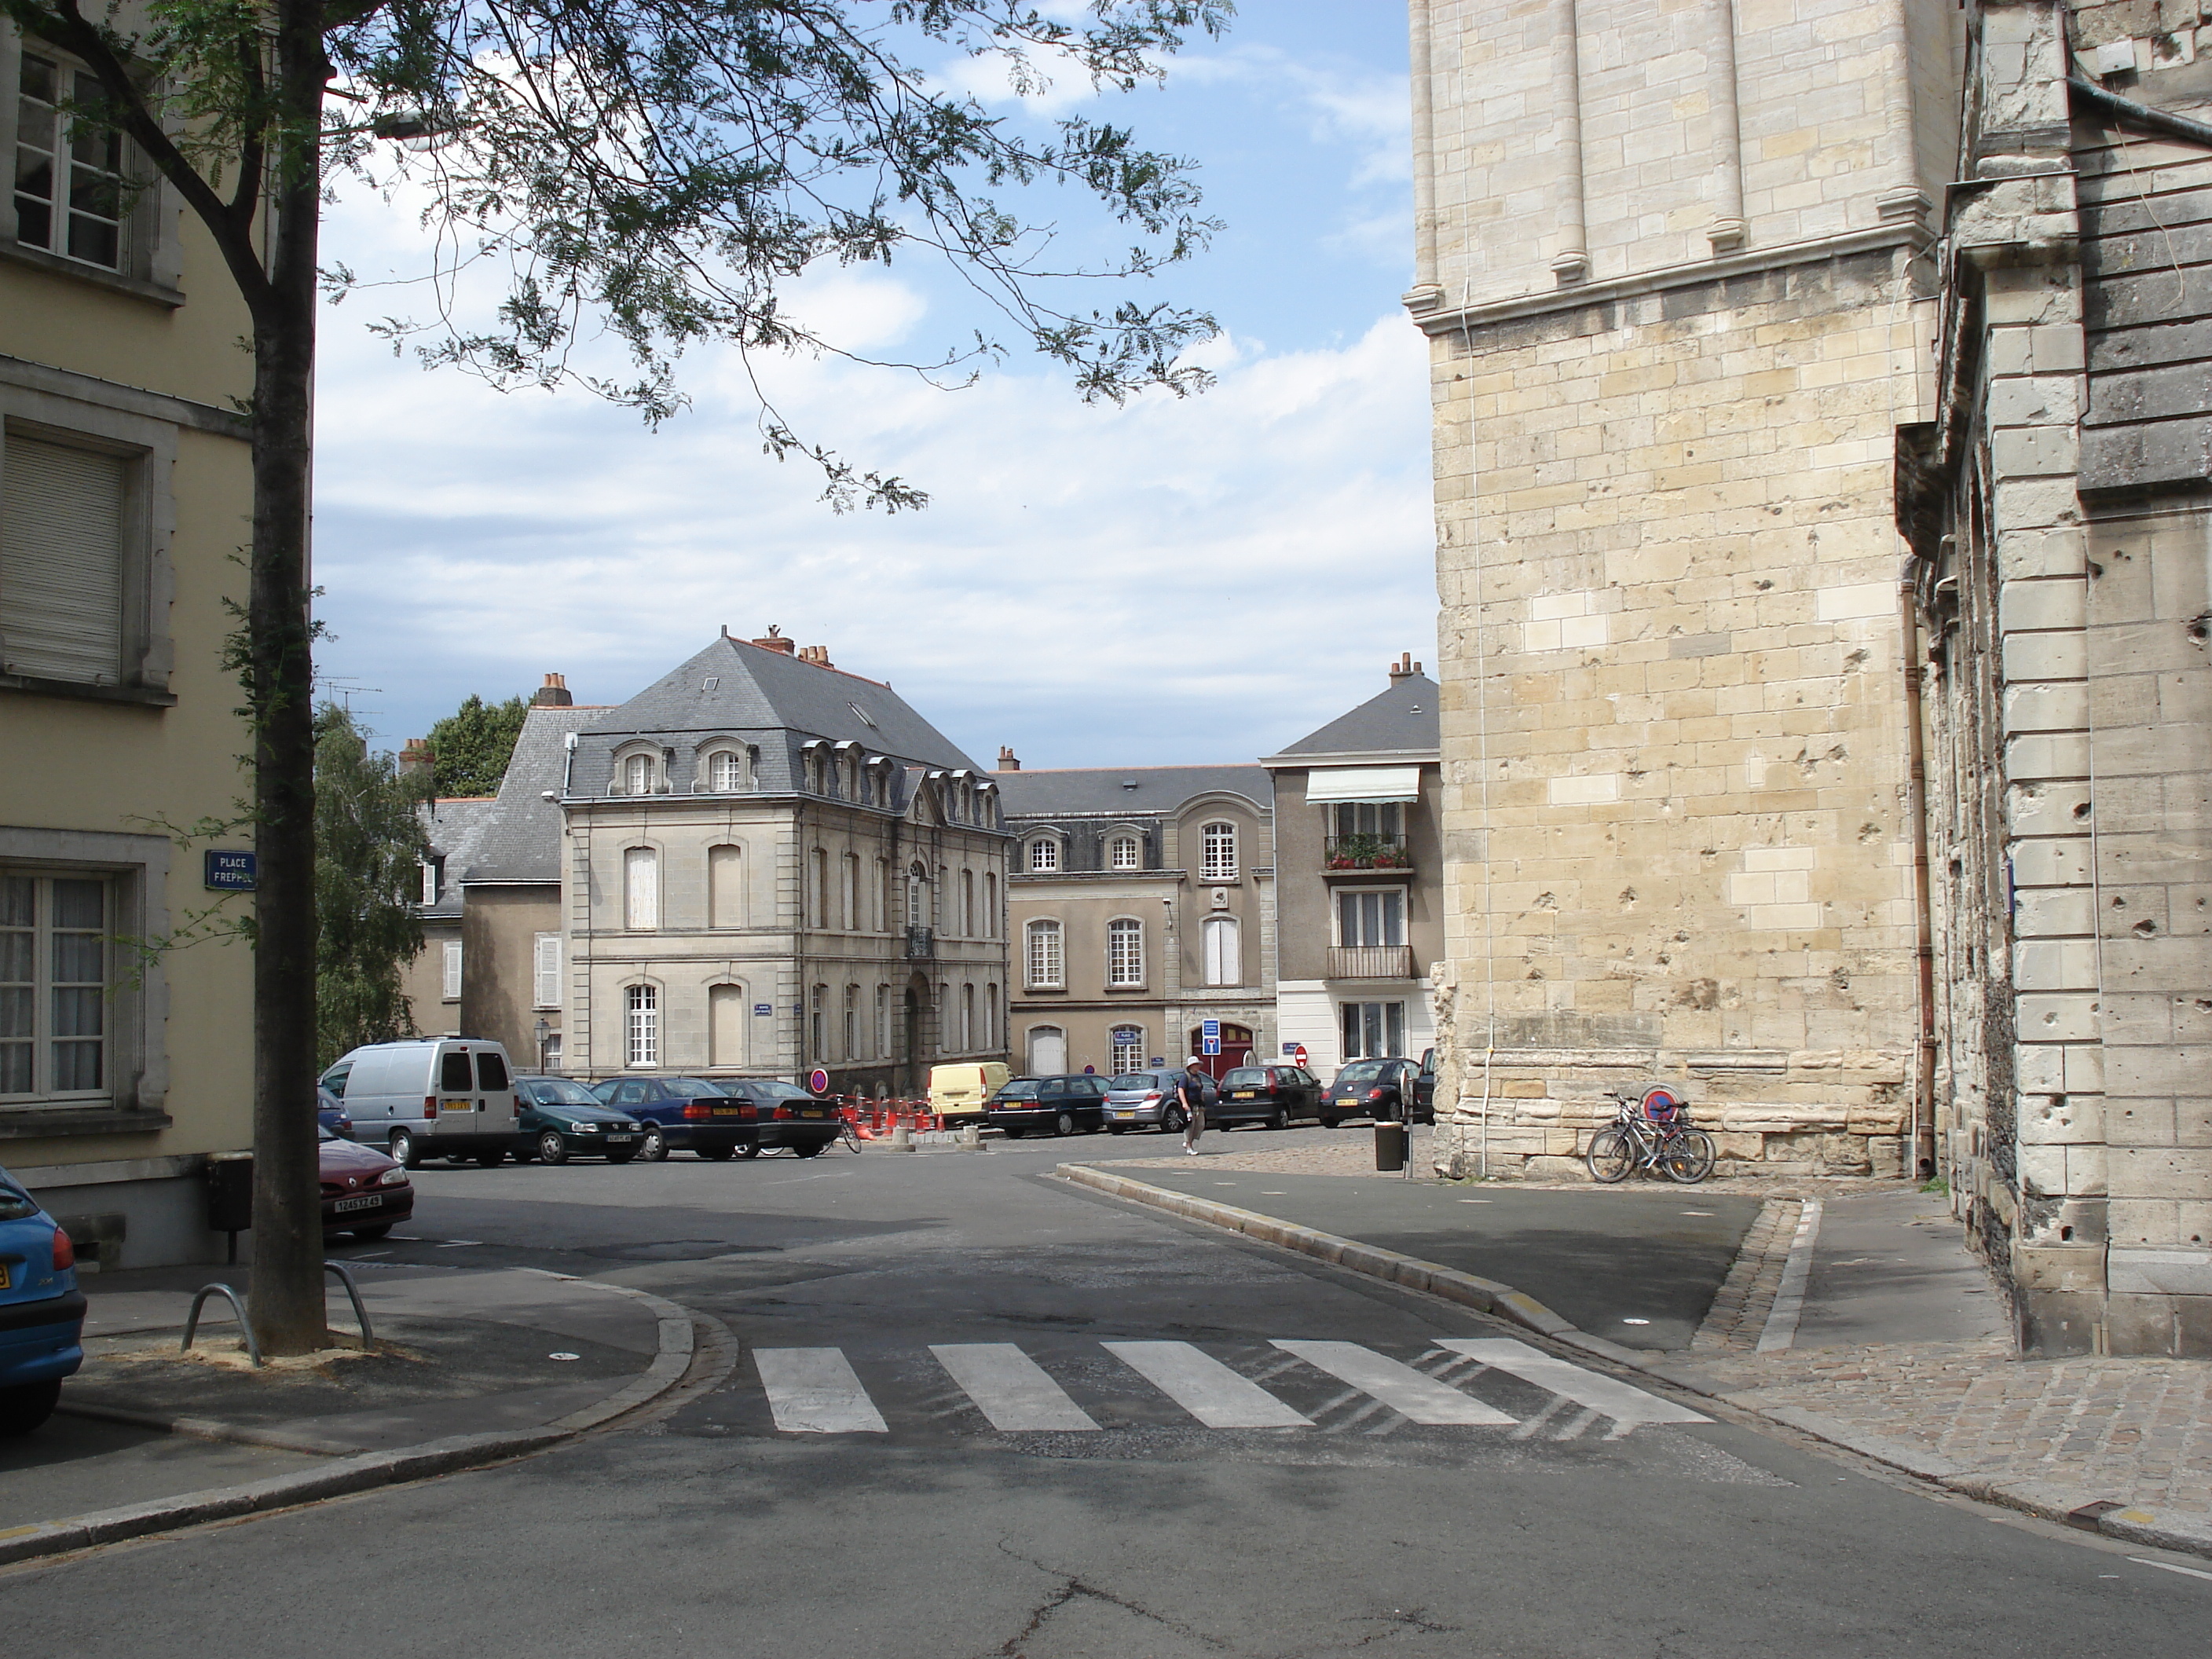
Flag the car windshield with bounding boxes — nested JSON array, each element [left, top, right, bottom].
[[526, 1079, 600, 1105], [1222, 1068, 1266, 1086], [994, 1082, 1040, 1101], [668, 1078, 735, 1096], [752, 1082, 815, 1101], [1108, 1073, 1159, 1090], [1336, 1060, 1390, 1082]]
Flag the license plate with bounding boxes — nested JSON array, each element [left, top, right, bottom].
[[711, 1107, 745, 1116], [800, 1109, 824, 1119], [605, 1133, 635, 1143], [333, 1195, 381, 1214], [1234, 1092, 1255, 1100], [441, 1099, 472, 1113]]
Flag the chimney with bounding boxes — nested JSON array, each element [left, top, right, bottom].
[[798, 644, 832, 668], [530, 672, 573, 707], [1389, 651, 1423, 682], [398, 738, 434, 777], [751, 624, 797, 656], [997, 745, 1021, 772]]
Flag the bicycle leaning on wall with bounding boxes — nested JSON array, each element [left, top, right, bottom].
[[1584, 1087, 1716, 1185]]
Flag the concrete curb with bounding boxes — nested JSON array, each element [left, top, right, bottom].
[[1053, 1163, 2212, 1563], [2, 1276, 701, 1570]]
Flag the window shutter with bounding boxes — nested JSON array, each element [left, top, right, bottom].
[[1, 436, 126, 683], [442, 939, 463, 999], [534, 933, 561, 1009]]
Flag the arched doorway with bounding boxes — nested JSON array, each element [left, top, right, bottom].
[[1186, 1022, 1253, 1081]]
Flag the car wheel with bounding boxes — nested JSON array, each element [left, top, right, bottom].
[[605, 1149, 638, 1165], [388, 1129, 421, 1168], [537, 1130, 570, 1166], [698, 1144, 735, 1161], [734, 1143, 762, 1159], [793, 1141, 826, 1159], [1320, 1115, 1341, 1130], [1053, 1111, 1075, 1137], [349, 1221, 395, 1241], [640, 1126, 669, 1161], [1267, 1107, 1289, 1132], [0, 1379, 63, 1438], [1161, 1105, 1186, 1135]]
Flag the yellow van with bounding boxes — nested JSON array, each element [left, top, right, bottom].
[[929, 1062, 1010, 1126]]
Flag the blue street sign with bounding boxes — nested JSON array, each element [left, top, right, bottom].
[[203, 849, 256, 891], [753, 1004, 773, 1016], [1202, 1037, 1221, 1057], [1149, 1057, 1165, 1068], [1202, 1018, 1220, 1040]]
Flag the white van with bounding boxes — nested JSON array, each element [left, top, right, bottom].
[[928, 1061, 1009, 1126], [320, 1038, 521, 1168]]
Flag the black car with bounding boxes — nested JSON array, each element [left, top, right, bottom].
[[1320, 1057, 1426, 1127], [731, 1079, 845, 1158], [1211, 1064, 1324, 1130], [1412, 1049, 1438, 1121], [512, 1075, 646, 1164], [985, 1075, 1109, 1138], [591, 1075, 756, 1160]]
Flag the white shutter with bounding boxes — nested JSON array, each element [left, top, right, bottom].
[[533, 933, 561, 1009], [1, 436, 126, 683], [442, 939, 463, 999], [624, 847, 658, 930]]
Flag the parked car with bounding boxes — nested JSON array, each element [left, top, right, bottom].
[[511, 1076, 645, 1165], [1212, 1064, 1324, 1130], [1320, 1057, 1426, 1127], [730, 1080, 845, 1159], [1412, 1048, 1438, 1121], [589, 1076, 844, 1159], [1101, 1068, 1217, 1133], [320, 1039, 521, 1169], [0, 1166, 82, 1437], [319, 1126, 415, 1240], [928, 1061, 1009, 1128], [317, 1086, 353, 1139], [985, 1075, 1109, 1138]]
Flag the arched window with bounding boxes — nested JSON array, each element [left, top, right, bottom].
[[875, 984, 891, 1056], [808, 848, 829, 928], [844, 984, 859, 1059], [984, 983, 998, 1049], [1200, 821, 1238, 881], [874, 857, 890, 931], [961, 983, 975, 1050], [1028, 837, 1060, 873], [1026, 919, 1064, 988], [1109, 834, 1141, 870], [706, 749, 749, 793], [709, 983, 745, 1067], [622, 753, 655, 795], [623, 847, 658, 931], [960, 869, 975, 936], [1106, 917, 1143, 987], [983, 872, 998, 937], [810, 983, 827, 1060], [1027, 1024, 1067, 1075], [1203, 915, 1241, 987], [625, 983, 659, 1066], [708, 844, 744, 929], [841, 854, 860, 930], [1110, 1025, 1144, 1074], [907, 863, 928, 928]]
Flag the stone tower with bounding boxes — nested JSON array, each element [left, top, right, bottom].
[[1410, 0, 1962, 1178]]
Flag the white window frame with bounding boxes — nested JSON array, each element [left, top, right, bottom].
[[625, 983, 660, 1067], [1109, 1024, 1144, 1074], [1027, 836, 1060, 873], [533, 932, 561, 1010], [1025, 918, 1064, 989], [1201, 914, 1241, 987], [441, 939, 463, 1001], [1339, 1000, 1407, 1061], [1199, 821, 1238, 882], [620, 751, 657, 796], [623, 845, 660, 931], [702, 746, 751, 793], [1106, 917, 1144, 987], [0, 870, 108, 1103], [1109, 834, 1141, 871], [1335, 887, 1408, 949]]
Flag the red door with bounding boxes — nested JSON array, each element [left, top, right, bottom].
[[1187, 1024, 1254, 1081]]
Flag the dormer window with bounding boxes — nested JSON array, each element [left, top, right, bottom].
[[1028, 837, 1060, 873], [1109, 834, 1141, 871], [621, 753, 656, 795], [702, 747, 753, 793]]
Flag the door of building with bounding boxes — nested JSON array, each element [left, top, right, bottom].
[[1187, 1022, 1253, 1080]]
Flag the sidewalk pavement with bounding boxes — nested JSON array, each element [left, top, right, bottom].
[[0, 1259, 697, 1563], [1068, 1155, 2212, 1560]]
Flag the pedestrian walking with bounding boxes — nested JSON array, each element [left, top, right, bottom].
[[1179, 1060, 1209, 1155]]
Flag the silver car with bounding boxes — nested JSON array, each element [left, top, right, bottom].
[[1101, 1069, 1215, 1134]]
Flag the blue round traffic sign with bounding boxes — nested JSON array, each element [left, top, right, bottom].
[[808, 1068, 830, 1095]]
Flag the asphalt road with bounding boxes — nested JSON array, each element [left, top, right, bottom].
[[5, 1129, 2206, 1656]]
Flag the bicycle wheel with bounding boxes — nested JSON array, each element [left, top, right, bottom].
[[1662, 1128, 1716, 1183], [1585, 1126, 1635, 1184]]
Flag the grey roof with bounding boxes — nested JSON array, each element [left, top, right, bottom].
[[419, 797, 496, 916], [462, 703, 607, 882], [569, 635, 980, 797], [1267, 673, 1441, 761], [996, 764, 1273, 822]]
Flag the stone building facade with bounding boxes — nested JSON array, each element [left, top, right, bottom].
[[998, 761, 1276, 1079], [1408, 0, 1962, 1181], [1897, 0, 2212, 1356], [1265, 657, 1448, 1074]]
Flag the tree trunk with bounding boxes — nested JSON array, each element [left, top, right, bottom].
[[246, 0, 331, 1357]]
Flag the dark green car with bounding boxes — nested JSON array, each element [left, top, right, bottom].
[[511, 1075, 646, 1165]]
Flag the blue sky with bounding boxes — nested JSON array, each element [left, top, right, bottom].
[[310, 2, 1434, 771]]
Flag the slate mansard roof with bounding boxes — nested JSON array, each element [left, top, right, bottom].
[[568, 635, 982, 799], [419, 702, 607, 894], [994, 764, 1273, 822], [1265, 673, 1441, 763]]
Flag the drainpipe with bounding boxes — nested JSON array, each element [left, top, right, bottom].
[[1901, 579, 1937, 1181]]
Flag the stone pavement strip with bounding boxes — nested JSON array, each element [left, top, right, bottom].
[[0, 1264, 704, 1569], [1060, 1160, 2212, 1562]]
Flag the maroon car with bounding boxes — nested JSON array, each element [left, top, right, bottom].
[[320, 1125, 414, 1240]]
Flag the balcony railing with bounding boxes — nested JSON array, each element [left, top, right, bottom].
[[904, 925, 935, 961], [1328, 945, 1415, 980], [1324, 833, 1412, 872]]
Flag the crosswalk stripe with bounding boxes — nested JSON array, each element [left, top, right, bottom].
[[1435, 1338, 1710, 1426], [930, 1343, 1100, 1431], [754, 1347, 888, 1434], [1269, 1339, 1516, 1425], [1104, 1341, 1314, 1428]]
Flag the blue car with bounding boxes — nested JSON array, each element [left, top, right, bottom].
[[318, 1086, 353, 1140], [0, 1166, 83, 1436]]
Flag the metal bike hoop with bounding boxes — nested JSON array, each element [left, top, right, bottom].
[[324, 1261, 375, 1348], [181, 1282, 262, 1366]]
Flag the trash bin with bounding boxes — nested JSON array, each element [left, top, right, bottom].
[[206, 1152, 253, 1261], [1373, 1122, 1408, 1172]]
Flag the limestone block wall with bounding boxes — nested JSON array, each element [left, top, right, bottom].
[[1423, 249, 1929, 1179]]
